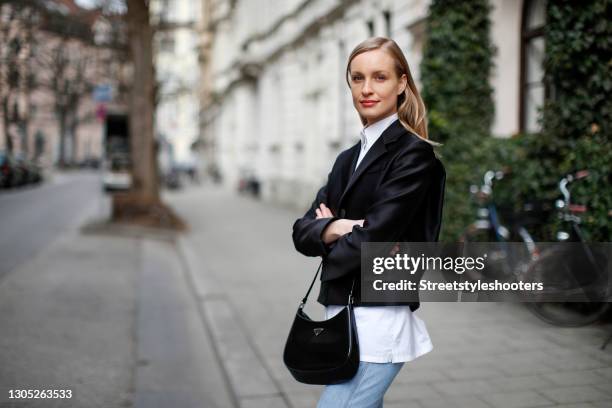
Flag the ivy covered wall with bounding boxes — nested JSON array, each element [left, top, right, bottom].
[[421, 0, 610, 242], [420, 0, 502, 241]]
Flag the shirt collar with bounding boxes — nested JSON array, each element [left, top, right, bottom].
[[360, 112, 399, 149]]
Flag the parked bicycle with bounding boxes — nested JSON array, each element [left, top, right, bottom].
[[459, 170, 547, 284], [521, 170, 611, 327], [459, 169, 610, 330]]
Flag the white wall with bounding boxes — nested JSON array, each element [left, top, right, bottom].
[[152, 0, 202, 164], [490, 0, 522, 137], [205, 0, 525, 206]]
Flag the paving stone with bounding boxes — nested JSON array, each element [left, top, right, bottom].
[[285, 390, 322, 408], [543, 370, 609, 386], [544, 355, 608, 371], [445, 366, 506, 381], [486, 375, 555, 392], [384, 400, 426, 408], [239, 395, 287, 408], [430, 379, 492, 396], [418, 395, 492, 408], [594, 367, 612, 380], [385, 382, 442, 402], [480, 390, 553, 408], [394, 368, 448, 384], [593, 384, 612, 398], [537, 385, 611, 404]]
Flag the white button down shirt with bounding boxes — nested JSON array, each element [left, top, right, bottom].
[[325, 111, 434, 363]]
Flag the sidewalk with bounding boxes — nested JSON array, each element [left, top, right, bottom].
[[0, 220, 234, 407], [0, 228, 138, 408], [166, 183, 612, 408]]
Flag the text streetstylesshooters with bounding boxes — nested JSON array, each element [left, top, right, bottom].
[[372, 279, 544, 292]]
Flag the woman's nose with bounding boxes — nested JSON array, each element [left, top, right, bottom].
[[361, 79, 373, 95]]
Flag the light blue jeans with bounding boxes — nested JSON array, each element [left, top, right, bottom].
[[316, 361, 405, 408]]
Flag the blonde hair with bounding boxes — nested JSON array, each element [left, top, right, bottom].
[[346, 37, 439, 145]]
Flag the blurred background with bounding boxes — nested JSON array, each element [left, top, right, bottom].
[[0, 0, 610, 407]]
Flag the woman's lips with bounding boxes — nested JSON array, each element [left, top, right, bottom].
[[360, 100, 379, 107]]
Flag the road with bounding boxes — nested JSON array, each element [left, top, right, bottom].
[[0, 171, 106, 279]]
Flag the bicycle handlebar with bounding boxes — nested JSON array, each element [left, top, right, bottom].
[[559, 169, 589, 211]]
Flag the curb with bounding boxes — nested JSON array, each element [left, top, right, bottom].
[[177, 235, 290, 408]]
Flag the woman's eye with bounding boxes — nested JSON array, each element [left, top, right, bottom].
[[351, 74, 385, 81]]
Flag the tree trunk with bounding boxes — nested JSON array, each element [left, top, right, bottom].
[[18, 120, 28, 156], [1, 100, 11, 153], [125, 0, 159, 203], [58, 112, 66, 166], [107, 0, 185, 230], [68, 111, 78, 163]]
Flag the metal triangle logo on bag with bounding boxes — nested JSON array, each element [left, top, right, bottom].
[[313, 328, 324, 336]]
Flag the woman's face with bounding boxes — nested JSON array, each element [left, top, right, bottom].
[[349, 49, 407, 126]]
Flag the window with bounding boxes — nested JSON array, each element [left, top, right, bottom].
[[520, 0, 546, 133], [383, 10, 392, 37], [158, 32, 175, 53]]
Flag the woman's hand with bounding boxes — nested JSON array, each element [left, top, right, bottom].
[[316, 203, 364, 244], [315, 203, 334, 219]]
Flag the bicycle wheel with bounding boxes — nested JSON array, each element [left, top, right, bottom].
[[526, 302, 610, 327], [521, 246, 610, 327]]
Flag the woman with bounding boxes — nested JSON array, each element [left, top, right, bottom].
[[292, 37, 446, 407]]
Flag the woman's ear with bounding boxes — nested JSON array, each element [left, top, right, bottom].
[[398, 74, 408, 95]]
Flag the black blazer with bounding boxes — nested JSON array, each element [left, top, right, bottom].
[[292, 119, 446, 312]]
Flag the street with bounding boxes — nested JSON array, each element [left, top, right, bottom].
[[0, 171, 105, 279], [0, 177, 611, 407]]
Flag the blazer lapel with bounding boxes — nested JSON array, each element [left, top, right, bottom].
[[338, 119, 406, 209]]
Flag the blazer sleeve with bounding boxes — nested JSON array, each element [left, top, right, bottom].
[[322, 140, 438, 281], [292, 171, 341, 257]]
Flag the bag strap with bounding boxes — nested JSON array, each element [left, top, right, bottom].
[[300, 260, 356, 309]]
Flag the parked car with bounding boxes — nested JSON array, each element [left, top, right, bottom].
[[164, 166, 182, 190], [0, 151, 44, 189], [0, 150, 12, 188], [103, 154, 132, 192], [0, 151, 26, 188], [28, 161, 43, 183], [14, 153, 42, 184], [79, 157, 101, 169]]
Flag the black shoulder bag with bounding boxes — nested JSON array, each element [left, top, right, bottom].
[[282, 260, 359, 385]]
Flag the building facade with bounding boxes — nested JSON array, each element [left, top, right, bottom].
[[0, 0, 129, 167], [150, 0, 202, 172], [200, 0, 546, 208]]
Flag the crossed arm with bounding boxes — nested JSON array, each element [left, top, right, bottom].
[[290, 174, 363, 257], [316, 204, 363, 244]]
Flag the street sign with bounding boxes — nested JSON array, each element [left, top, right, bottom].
[[93, 84, 113, 102]]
